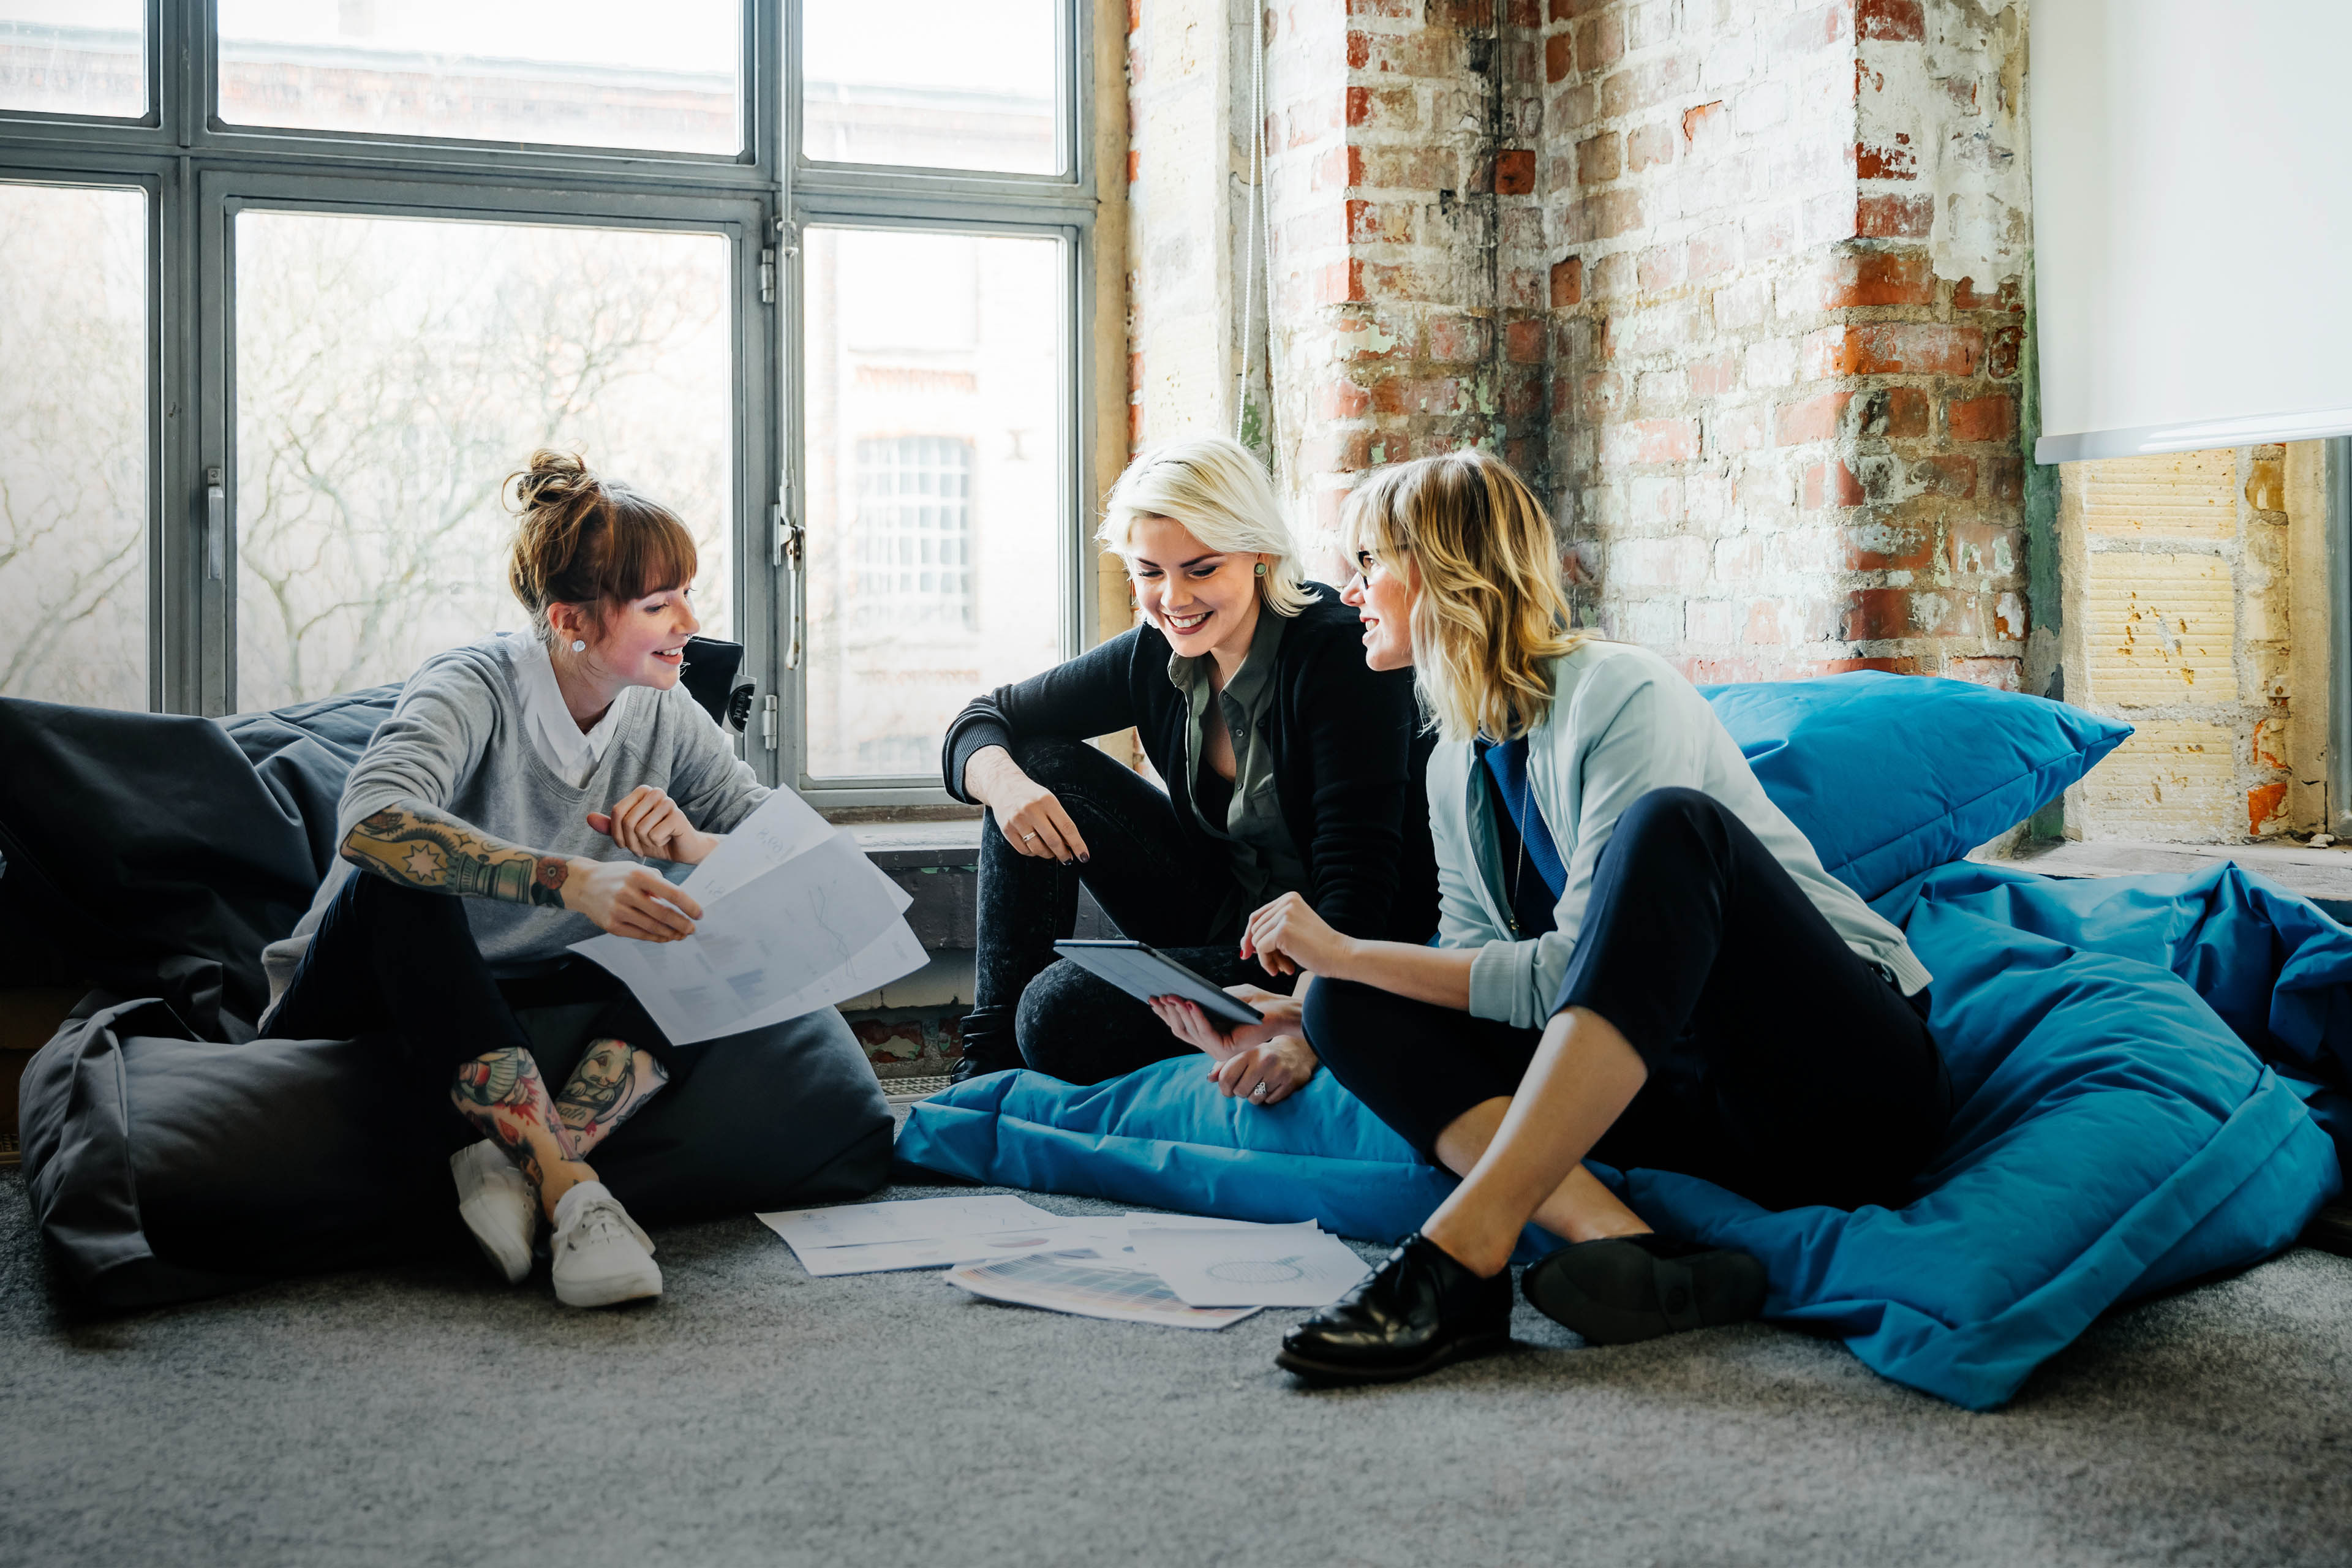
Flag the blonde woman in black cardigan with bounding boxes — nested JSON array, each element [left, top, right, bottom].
[[941, 436, 1438, 1096]]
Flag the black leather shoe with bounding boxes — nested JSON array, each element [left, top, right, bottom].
[[1520, 1232, 1765, 1346], [1276, 1233, 1514, 1385]]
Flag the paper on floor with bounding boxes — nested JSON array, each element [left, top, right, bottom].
[[1128, 1220, 1371, 1308], [756, 1196, 1117, 1277], [570, 791, 925, 1044], [943, 1250, 1262, 1330]]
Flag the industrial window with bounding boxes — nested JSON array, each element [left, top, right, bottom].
[[855, 437, 973, 626], [0, 1, 1093, 807]]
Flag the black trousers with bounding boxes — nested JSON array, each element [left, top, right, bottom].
[[967, 736, 1292, 1084], [270, 871, 679, 1087], [1303, 787, 1951, 1213]]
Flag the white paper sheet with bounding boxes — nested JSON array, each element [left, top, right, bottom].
[[756, 1196, 1115, 1277], [1128, 1221, 1371, 1308], [943, 1250, 1262, 1330], [568, 792, 924, 1044]]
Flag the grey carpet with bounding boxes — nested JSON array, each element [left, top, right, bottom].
[[2, 1167, 2348, 1568]]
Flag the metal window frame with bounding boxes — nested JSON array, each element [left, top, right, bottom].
[[0, 0, 1090, 800], [782, 0, 1096, 807], [2329, 437, 2352, 839]]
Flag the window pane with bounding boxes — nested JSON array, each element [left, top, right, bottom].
[[0, 1, 145, 119], [802, 0, 1059, 176], [0, 183, 147, 708], [804, 227, 1064, 778], [216, 1, 741, 156], [235, 212, 731, 709]]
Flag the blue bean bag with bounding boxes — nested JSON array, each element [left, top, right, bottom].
[[900, 859, 2345, 1408], [897, 676, 2340, 1409], [1700, 671, 2130, 900]]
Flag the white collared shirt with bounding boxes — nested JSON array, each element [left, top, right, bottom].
[[511, 633, 629, 789]]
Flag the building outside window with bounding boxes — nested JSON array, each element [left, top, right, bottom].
[[0, 0, 1091, 807], [855, 436, 974, 630]]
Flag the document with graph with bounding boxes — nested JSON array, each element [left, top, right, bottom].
[[568, 789, 925, 1044]]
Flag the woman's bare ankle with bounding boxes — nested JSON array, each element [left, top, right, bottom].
[[1419, 1213, 1515, 1279], [537, 1159, 598, 1221]]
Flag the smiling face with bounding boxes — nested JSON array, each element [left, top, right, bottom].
[[1340, 544, 1417, 671], [554, 583, 701, 692], [1126, 514, 1269, 669]]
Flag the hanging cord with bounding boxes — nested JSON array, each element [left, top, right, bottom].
[[1234, 5, 1279, 484]]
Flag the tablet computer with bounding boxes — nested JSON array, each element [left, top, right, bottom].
[[1050, 940, 1265, 1028]]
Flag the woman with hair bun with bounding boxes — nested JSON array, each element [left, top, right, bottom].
[[942, 435, 1438, 1093], [259, 450, 782, 1310], [1248, 448, 1951, 1385]]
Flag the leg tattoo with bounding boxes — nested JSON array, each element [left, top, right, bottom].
[[554, 1038, 670, 1161], [451, 1047, 576, 1199]]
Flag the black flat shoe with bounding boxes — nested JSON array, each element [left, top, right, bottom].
[[948, 1011, 1022, 1085], [1276, 1233, 1514, 1385], [1520, 1232, 1766, 1346]]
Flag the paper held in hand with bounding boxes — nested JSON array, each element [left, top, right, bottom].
[[568, 789, 926, 1044]]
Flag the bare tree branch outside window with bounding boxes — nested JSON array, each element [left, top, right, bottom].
[[233, 213, 732, 710], [0, 181, 148, 709]]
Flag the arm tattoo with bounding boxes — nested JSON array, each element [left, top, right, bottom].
[[343, 800, 570, 908]]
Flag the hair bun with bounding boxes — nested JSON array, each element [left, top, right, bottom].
[[512, 448, 596, 510]]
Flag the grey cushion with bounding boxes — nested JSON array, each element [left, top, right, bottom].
[[21, 994, 892, 1308]]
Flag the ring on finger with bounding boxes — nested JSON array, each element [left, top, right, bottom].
[[1250, 1082, 1269, 1099]]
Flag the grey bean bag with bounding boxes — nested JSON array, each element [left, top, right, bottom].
[[22, 992, 892, 1309], [4, 663, 894, 1310]]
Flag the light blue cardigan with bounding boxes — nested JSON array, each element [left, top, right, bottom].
[[1433, 640, 1932, 1028]]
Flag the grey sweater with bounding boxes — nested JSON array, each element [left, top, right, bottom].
[[1432, 640, 1929, 1028], [261, 633, 769, 1011]]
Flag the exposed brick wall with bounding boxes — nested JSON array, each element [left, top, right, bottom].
[[1255, 0, 1554, 576], [1541, 0, 2032, 683]]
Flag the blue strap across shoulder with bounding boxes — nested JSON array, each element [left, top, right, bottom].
[[1482, 736, 1566, 900]]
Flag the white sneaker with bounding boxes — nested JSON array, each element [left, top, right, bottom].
[[451, 1139, 536, 1285], [550, 1182, 662, 1308]]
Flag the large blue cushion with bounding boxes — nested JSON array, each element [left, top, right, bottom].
[[1700, 672, 2132, 900], [898, 861, 2345, 1409]]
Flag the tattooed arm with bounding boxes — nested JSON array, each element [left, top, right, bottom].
[[341, 800, 704, 942], [342, 801, 570, 905]]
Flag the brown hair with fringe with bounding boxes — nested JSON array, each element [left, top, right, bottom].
[[1340, 447, 1585, 743], [504, 449, 697, 646]]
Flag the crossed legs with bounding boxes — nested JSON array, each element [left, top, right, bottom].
[[450, 1038, 669, 1220]]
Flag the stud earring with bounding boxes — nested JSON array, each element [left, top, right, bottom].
[[1254, 562, 1267, 576], [571, 639, 587, 652]]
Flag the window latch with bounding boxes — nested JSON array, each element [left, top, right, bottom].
[[770, 502, 802, 568], [204, 467, 225, 580]]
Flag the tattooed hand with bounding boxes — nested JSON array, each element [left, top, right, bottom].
[[344, 801, 570, 907], [562, 859, 704, 943], [586, 785, 718, 865]]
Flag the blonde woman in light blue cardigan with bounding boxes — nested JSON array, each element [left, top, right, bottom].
[[1232, 449, 1951, 1386]]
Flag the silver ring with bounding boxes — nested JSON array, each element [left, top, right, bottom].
[[1250, 1082, 1269, 1099], [1020, 831, 1037, 841]]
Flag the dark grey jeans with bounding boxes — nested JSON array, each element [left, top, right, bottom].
[[963, 736, 1294, 1084]]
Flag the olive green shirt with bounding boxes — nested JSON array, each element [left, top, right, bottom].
[[1169, 605, 1310, 933]]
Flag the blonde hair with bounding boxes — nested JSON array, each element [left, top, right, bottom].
[[505, 449, 697, 649], [1340, 448, 1586, 743], [1097, 436, 1314, 617]]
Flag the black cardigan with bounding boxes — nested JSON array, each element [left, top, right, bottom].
[[942, 586, 1439, 944]]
